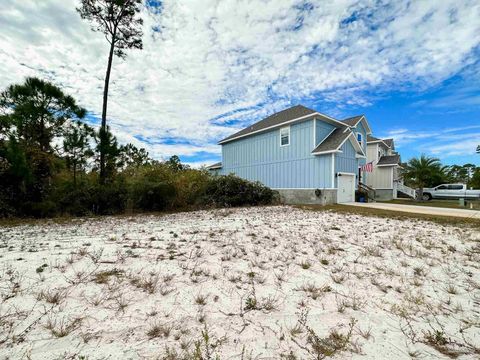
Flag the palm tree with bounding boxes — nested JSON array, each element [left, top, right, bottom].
[[403, 155, 442, 201]]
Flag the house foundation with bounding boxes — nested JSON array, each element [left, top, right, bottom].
[[276, 189, 337, 205], [374, 189, 395, 201]]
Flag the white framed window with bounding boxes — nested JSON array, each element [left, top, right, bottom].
[[280, 126, 290, 146], [357, 132, 363, 147]]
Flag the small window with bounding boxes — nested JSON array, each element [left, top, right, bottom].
[[448, 185, 463, 190], [280, 126, 290, 146], [357, 133, 363, 147]]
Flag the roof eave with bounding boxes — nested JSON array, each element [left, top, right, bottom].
[[218, 112, 318, 145], [312, 150, 342, 155], [367, 139, 391, 149], [218, 111, 349, 145]]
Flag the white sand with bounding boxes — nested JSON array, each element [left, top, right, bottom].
[[0, 206, 479, 359]]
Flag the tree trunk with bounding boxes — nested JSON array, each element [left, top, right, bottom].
[[73, 159, 77, 188], [100, 39, 116, 184]]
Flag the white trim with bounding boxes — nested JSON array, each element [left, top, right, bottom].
[[356, 132, 364, 148], [357, 116, 372, 135], [339, 132, 366, 156], [218, 112, 348, 144], [207, 165, 222, 170], [331, 153, 335, 188], [313, 126, 336, 150], [375, 188, 394, 190], [317, 113, 351, 127], [312, 131, 365, 156], [313, 118, 316, 147], [337, 172, 356, 176], [279, 126, 290, 147], [377, 164, 398, 167], [312, 149, 342, 155], [355, 154, 366, 159], [367, 139, 392, 149]]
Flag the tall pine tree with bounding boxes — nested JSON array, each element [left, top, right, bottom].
[[77, 0, 143, 183]]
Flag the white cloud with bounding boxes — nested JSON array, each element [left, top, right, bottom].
[[1, 0, 479, 160], [384, 127, 480, 158]]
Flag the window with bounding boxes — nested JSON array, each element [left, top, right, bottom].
[[436, 185, 447, 190], [357, 133, 363, 147], [448, 185, 463, 190], [280, 126, 290, 146]]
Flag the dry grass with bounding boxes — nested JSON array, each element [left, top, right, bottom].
[[0, 205, 478, 359]]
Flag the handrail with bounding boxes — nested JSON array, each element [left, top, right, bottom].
[[358, 182, 376, 202], [396, 183, 416, 198], [359, 182, 375, 192]]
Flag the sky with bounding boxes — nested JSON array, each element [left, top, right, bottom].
[[1, 0, 479, 166]]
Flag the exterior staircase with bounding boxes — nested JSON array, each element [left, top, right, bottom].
[[358, 182, 376, 202], [395, 183, 416, 199]]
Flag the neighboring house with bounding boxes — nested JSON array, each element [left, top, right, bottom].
[[207, 105, 409, 204], [364, 136, 415, 200]]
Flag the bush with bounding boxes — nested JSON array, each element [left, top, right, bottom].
[[0, 160, 278, 218], [128, 180, 176, 211], [24, 200, 58, 218], [203, 174, 278, 207], [171, 169, 210, 208]]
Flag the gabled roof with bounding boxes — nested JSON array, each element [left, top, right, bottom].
[[311, 128, 350, 154], [219, 105, 316, 144], [342, 115, 364, 127], [206, 162, 222, 170], [367, 135, 394, 149], [218, 105, 348, 144], [342, 115, 372, 135], [312, 128, 365, 156], [377, 155, 400, 166], [383, 138, 395, 150]]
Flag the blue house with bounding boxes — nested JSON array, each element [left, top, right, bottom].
[[207, 105, 373, 204]]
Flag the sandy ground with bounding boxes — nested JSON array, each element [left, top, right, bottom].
[[0, 206, 479, 359], [347, 202, 480, 219]]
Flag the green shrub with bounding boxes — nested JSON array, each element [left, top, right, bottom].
[[203, 174, 278, 207], [24, 200, 58, 218], [1, 159, 278, 218], [128, 180, 176, 211], [171, 169, 210, 208]]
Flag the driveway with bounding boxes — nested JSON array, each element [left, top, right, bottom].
[[347, 202, 480, 219]]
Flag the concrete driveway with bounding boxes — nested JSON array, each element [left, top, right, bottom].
[[346, 202, 480, 219]]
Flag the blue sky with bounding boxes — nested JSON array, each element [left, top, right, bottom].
[[1, 0, 479, 166]]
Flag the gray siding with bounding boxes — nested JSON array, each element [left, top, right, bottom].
[[221, 119, 333, 188]]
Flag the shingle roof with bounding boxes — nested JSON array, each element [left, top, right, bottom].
[[367, 135, 395, 149], [206, 162, 222, 169], [311, 128, 350, 154], [377, 155, 400, 166], [383, 138, 395, 150], [342, 115, 364, 127], [219, 105, 318, 144]]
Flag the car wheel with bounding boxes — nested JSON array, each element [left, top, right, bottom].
[[422, 193, 432, 201]]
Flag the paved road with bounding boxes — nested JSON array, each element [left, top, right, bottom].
[[346, 202, 480, 219]]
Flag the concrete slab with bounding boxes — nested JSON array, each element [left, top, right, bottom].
[[345, 202, 480, 219]]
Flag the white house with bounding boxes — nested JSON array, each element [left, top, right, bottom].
[[364, 135, 415, 200]]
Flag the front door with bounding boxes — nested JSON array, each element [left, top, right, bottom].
[[337, 173, 355, 203]]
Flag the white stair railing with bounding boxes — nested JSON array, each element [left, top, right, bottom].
[[396, 183, 416, 198]]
